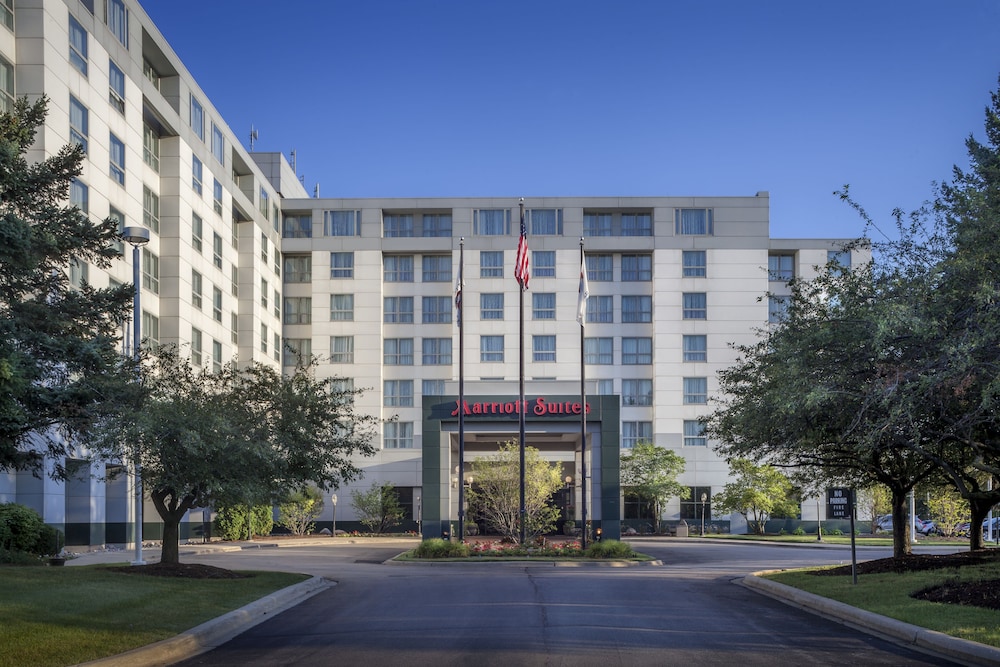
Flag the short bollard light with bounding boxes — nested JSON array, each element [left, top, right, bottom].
[[595, 527, 602, 542]]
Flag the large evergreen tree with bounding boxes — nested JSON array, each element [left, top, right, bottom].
[[0, 97, 131, 474]]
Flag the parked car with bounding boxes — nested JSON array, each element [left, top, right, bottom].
[[873, 514, 937, 534], [982, 517, 1000, 536]]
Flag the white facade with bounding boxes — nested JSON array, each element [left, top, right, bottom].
[[0, 1, 860, 543]]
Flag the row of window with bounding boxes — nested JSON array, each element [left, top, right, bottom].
[[768, 251, 851, 282], [282, 208, 715, 239]]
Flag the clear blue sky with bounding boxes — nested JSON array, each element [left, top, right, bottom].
[[139, 0, 1000, 241]]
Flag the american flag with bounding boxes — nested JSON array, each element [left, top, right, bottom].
[[577, 253, 590, 327], [515, 208, 529, 289], [454, 246, 464, 326]]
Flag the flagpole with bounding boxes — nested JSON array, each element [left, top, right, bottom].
[[517, 199, 527, 545], [457, 238, 465, 542], [579, 238, 588, 549]]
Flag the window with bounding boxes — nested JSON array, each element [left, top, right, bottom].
[[533, 335, 556, 362], [261, 323, 268, 354], [330, 252, 354, 278], [383, 255, 414, 282], [140, 186, 158, 234], [192, 156, 203, 194], [0, 0, 11, 31], [212, 232, 223, 268], [384, 338, 414, 365], [283, 338, 312, 367], [211, 123, 224, 164], [384, 380, 414, 407], [284, 255, 311, 283], [230, 265, 238, 296], [768, 295, 789, 323], [141, 311, 159, 350], [622, 254, 652, 281], [0, 55, 13, 113], [69, 15, 88, 75], [622, 213, 652, 236], [141, 250, 159, 293], [622, 296, 652, 323], [108, 60, 125, 114], [261, 278, 268, 310], [480, 293, 504, 320], [69, 96, 88, 153], [143, 123, 160, 171], [683, 377, 708, 404], [191, 213, 203, 252], [828, 250, 851, 273], [70, 179, 88, 213], [273, 204, 280, 233], [683, 335, 707, 362], [683, 293, 706, 319], [384, 422, 414, 449], [622, 421, 652, 449], [583, 255, 610, 283], [422, 296, 452, 324], [324, 210, 361, 236], [108, 206, 124, 254], [330, 336, 354, 363], [622, 379, 653, 406], [683, 250, 706, 277], [109, 133, 125, 185], [480, 335, 504, 362], [622, 337, 653, 365], [681, 486, 712, 521], [422, 255, 451, 282], [212, 286, 223, 322], [191, 270, 203, 309], [384, 297, 414, 323], [422, 338, 452, 365], [213, 179, 224, 215], [190, 95, 204, 141], [274, 332, 281, 362], [283, 214, 311, 238], [274, 288, 280, 319], [423, 379, 445, 396], [480, 251, 504, 278], [383, 213, 413, 237], [532, 293, 555, 319], [105, 0, 128, 46], [69, 257, 88, 289], [768, 254, 794, 281], [583, 213, 612, 237], [587, 295, 613, 324], [284, 297, 312, 324], [230, 312, 238, 344], [529, 208, 562, 235], [212, 339, 223, 373], [143, 58, 161, 91], [684, 421, 707, 447], [533, 251, 555, 278], [473, 209, 509, 235], [330, 294, 354, 321], [260, 233, 268, 264], [191, 328, 203, 366], [675, 208, 713, 235], [422, 213, 452, 237], [584, 337, 613, 365]]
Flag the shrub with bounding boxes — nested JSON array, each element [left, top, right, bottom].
[[413, 538, 470, 558], [215, 504, 274, 540], [277, 486, 324, 536], [831, 528, 844, 536], [792, 526, 806, 536], [585, 539, 633, 559], [0, 503, 46, 553]]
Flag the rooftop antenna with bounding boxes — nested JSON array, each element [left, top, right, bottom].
[[290, 149, 296, 173], [313, 183, 320, 198], [249, 125, 258, 150]]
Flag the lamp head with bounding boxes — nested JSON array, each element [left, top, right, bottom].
[[122, 226, 150, 247]]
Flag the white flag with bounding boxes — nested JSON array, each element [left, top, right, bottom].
[[576, 254, 590, 327]]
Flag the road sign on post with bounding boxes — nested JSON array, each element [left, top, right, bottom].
[[827, 487, 851, 520]]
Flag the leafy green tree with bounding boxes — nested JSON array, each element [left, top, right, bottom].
[[0, 97, 131, 475], [214, 504, 274, 541], [620, 440, 688, 528], [93, 347, 378, 563], [467, 441, 563, 542], [924, 486, 969, 538], [350, 482, 403, 535], [278, 486, 325, 536], [713, 459, 798, 535], [856, 484, 892, 534]]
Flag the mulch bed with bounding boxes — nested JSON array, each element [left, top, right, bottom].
[[106, 562, 251, 579]]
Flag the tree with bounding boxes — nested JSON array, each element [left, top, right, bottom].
[[350, 482, 403, 535], [93, 348, 378, 564], [619, 440, 688, 528], [278, 486, 325, 536], [924, 486, 969, 538], [467, 441, 563, 542], [713, 459, 797, 535], [856, 485, 891, 534], [0, 96, 131, 475]]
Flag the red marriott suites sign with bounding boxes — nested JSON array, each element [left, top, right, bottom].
[[451, 397, 592, 418]]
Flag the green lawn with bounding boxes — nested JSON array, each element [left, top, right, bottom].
[[0, 564, 308, 667], [701, 533, 976, 548], [766, 563, 1000, 648]]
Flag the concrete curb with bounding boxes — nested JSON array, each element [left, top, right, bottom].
[[76, 575, 334, 667], [742, 571, 1000, 667]]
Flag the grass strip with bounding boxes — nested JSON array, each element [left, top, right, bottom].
[[0, 564, 307, 667], [766, 563, 1000, 648]]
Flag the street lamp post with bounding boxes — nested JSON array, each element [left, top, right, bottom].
[[700, 493, 707, 537], [123, 226, 150, 566], [331, 493, 337, 537]]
